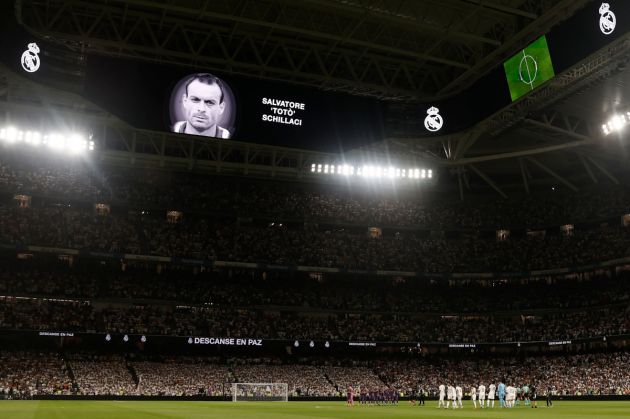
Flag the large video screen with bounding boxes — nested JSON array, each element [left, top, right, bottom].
[[80, 57, 385, 152], [503, 35, 555, 102]]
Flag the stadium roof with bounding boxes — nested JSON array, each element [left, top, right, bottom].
[[16, 0, 589, 101], [4, 0, 630, 198]]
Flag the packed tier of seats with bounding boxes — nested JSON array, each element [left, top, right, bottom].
[[2, 265, 628, 312], [2, 203, 630, 272], [2, 156, 630, 231], [1, 295, 628, 343], [2, 352, 629, 398]]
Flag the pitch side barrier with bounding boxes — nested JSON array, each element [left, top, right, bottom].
[[25, 395, 630, 402], [3, 242, 630, 281]]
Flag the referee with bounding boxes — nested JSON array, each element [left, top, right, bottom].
[[546, 386, 553, 408], [418, 385, 425, 406]]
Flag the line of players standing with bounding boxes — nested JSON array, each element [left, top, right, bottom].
[[438, 382, 548, 408], [346, 382, 553, 408], [346, 386, 400, 406]]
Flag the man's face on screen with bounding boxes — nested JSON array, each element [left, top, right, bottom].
[[182, 80, 225, 132]]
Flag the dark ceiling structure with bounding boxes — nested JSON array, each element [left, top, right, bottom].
[[16, 0, 589, 101], [6, 0, 630, 199]]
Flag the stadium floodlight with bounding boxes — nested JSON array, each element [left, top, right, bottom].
[[310, 162, 433, 182], [46, 134, 64, 150], [602, 112, 630, 135], [0, 125, 94, 154]]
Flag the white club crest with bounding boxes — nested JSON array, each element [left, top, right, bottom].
[[424, 106, 443, 132], [21, 42, 41, 73], [187, 337, 193, 344], [599, 3, 616, 35]]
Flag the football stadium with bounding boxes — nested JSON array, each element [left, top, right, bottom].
[[1, 1, 630, 418]]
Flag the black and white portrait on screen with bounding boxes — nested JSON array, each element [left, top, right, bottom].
[[170, 73, 236, 139]]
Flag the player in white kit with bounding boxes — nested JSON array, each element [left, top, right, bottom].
[[478, 384, 486, 408], [488, 383, 496, 408], [471, 386, 477, 409], [456, 386, 463, 408], [506, 385, 516, 408], [438, 384, 446, 408], [447, 385, 456, 409]]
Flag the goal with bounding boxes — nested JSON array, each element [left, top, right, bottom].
[[231, 383, 289, 402]]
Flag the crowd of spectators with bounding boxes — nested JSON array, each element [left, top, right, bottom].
[[4, 152, 630, 273], [68, 354, 137, 396], [2, 351, 629, 397], [231, 360, 336, 396], [1, 294, 629, 343], [3, 202, 630, 272], [375, 352, 630, 397], [1, 264, 628, 313], [0, 351, 72, 398], [132, 358, 232, 396], [3, 156, 630, 230]]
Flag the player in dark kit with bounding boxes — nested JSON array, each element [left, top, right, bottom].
[[418, 385, 425, 406], [360, 386, 367, 405], [546, 386, 553, 408]]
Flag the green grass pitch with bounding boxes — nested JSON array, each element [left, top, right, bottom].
[[1, 401, 629, 419]]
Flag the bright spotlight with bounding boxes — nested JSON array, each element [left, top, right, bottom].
[[1, 125, 93, 154], [47, 134, 64, 150], [6, 127, 18, 142], [67, 134, 87, 154], [602, 111, 630, 135], [310, 162, 433, 183]]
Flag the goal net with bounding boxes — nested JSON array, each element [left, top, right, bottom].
[[232, 383, 288, 402]]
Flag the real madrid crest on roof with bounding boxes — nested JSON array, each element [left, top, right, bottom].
[[599, 3, 616, 35], [21, 42, 41, 73], [424, 106, 443, 132]]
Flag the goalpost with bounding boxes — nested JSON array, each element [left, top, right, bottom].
[[232, 383, 289, 402]]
